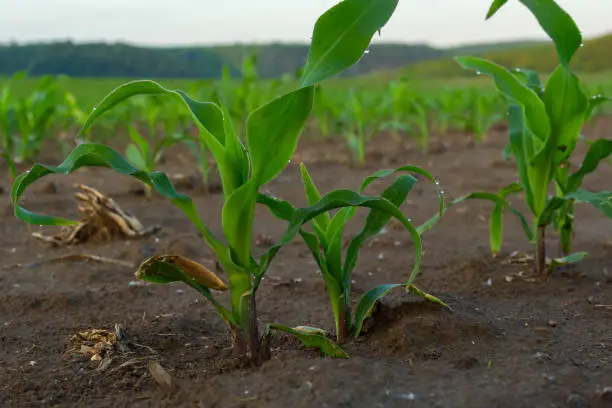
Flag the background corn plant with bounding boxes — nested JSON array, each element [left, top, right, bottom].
[[451, 0, 612, 278]]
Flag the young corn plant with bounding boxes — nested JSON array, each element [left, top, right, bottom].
[[125, 125, 186, 199], [1, 74, 63, 177], [260, 164, 447, 343], [343, 89, 387, 166], [463, 90, 505, 144], [0, 71, 24, 178], [11, 0, 403, 363], [452, 0, 612, 279]]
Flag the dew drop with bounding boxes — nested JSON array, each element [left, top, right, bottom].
[[92, 106, 97, 111], [580, 43, 584, 47], [476, 71, 482, 75], [515, 68, 522, 72]]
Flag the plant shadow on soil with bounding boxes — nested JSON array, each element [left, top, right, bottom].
[[1, 120, 611, 408]]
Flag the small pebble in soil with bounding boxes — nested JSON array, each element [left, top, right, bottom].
[[28, 361, 36, 366], [532, 352, 551, 362], [597, 387, 612, 406], [176, 289, 184, 294], [548, 320, 557, 327], [128, 281, 144, 287], [13, 284, 20, 288], [397, 393, 416, 401], [484, 278, 493, 287], [566, 393, 589, 408], [377, 253, 385, 260], [393, 240, 401, 247]]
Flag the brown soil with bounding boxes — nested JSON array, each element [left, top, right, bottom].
[[1, 119, 612, 408]]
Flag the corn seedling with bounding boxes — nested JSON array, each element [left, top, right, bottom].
[[124, 125, 186, 199], [343, 88, 388, 166], [383, 90, 430, 154], [261, 163, 447, 343], [463, 90, 505, 144], [11, 0, 403, 363], [312, 85, 344, 138], [1, 73, 63, 178], [453, 0, 612, 279]]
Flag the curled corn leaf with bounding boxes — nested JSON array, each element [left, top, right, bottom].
[[136, 255, 228, 291], [268, 323, 349, 358]]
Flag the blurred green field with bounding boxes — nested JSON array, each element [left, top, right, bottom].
[[1, 33, 611, 180]]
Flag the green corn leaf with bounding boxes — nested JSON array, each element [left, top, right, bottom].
[[257, 190, 422, 283], [247, 86, 314, 187], [512, 68, 544, 97], [152, 134, 190, 162], [353, 282, 449, 337], [256, 192, 342, 294], [359, 165, 445, 218], [222, 180, 258, 267], [325, 219, 345, 281], [486, 0, 508, 19], [542, 66, 588, 164], [300, 163, 331, 231], [10, 143, 226, 257], [586, 95, 611, 121], [256, 192, 296, 220], [219, 102, 250, 191], [539, 196, 566, 226], [268, 323, 349, 358], [343, 175, 417, 282], [326, 208, 353, 246], [489, 203, 504, 254], [517, 0, 582, 68], [566, 189, 612, 218], [127, 126, 150, 160], [301, 0, 398, 86], [507, 104, 537, 214], [567, 139, 612, 192], [455, 57, 550, 141], [125, 143, 147, 170], [353, 284, 402, 337], [456, 58, 550, 216], [423, 191, 533, 254], [76, 80, 248, 196], [406, 285, 449, 308], [548, 252, 589, 275]]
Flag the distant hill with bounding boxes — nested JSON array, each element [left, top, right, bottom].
[[444, 40, 547, 56], [0, 42, 232, 78], [406, 33, 612, 78], [0, 34, 610, 79], [0, 41, 444, 79]]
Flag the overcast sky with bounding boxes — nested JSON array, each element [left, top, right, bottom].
[[1, 0, 610, 48]]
